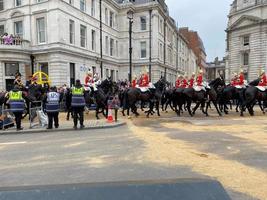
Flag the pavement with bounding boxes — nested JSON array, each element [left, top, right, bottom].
[[0, 112, 126, 135], [0, 108, 267, 200]]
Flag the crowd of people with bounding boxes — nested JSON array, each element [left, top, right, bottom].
[[0, 33, 23, 45], [1, 65, 267, 131]]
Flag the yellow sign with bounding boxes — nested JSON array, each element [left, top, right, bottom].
[[32, 71, 51, 86]]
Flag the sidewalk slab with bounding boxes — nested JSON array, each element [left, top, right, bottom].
[[0, 120, 126, 135]]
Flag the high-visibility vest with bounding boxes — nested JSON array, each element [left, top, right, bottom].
[[9, 91, 25, 112], [71, 87, 85, 107], [46, 92, 60, 113]]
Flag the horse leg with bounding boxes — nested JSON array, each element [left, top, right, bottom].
[[213, 101, 222, 116], [156, 101, 160, 116], [95, 107, 100, 120], [192, 102, 200, 115], [186, 101, 193, 117], [259, 100, 265, 114]]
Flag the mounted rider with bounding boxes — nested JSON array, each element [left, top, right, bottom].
[[137, 67, 154, 92], [230, 73, 238, 86], [131, 75, 137, 88], [256, 68, 267, 91], [235, 69, 246, 89], [181, 74, 188, 88], [175, 74, 182, 89], [85, 71, 94, 86], [193, 69, 206, 91], [188, 72, 195, 88]]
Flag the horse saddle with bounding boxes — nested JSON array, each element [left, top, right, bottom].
[[235, 85, 245, 89], [193, 86, 205, 92], [256, 86, 266, 92]]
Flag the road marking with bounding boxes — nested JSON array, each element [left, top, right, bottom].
[[0, 141, 27, 145]]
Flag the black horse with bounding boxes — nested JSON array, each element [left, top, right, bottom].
[[240, 79, 267, 116], [86, 78, 117, 120], [122, 78, 167, 118]]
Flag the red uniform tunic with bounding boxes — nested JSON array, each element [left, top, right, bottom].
[[258, 74, 267, 86], [196, 75, 203, 86], [237, 74, 244, 85], [140, 74, 149, 87], [85, 76, 94, 85], [132, 79, 137, 88], [189, 78, 194, 88], [181, 79, 188, 88], [175, 79, 181, 88], [230, 78, 238, 86]]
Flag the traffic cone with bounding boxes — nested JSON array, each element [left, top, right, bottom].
[[107, 106, 114, 123]]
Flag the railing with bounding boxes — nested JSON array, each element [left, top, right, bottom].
[[0, 37, 30, 49]]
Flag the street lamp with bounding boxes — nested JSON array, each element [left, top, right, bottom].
[[127, 10, 134, 83]]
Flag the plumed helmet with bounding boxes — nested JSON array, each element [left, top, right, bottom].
[[240, 69, 244, 73], [199, 69, 203, 74]]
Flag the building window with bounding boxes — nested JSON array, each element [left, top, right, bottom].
[[69, 20, 75, 44], [80, 25, 86, 48], [69, 0, 73, 5], [5, 63, 19, 76], [140, 41, 147, 58], [110, 38, 114, 56], [105, 36, 109, 55], [91, 0, 95, 16], [36, 17, 46, 43], [91, 30, 96, 51], [70, 63, 75, 86], [92, 66, 96, 75], [105, 68, 109, 78], [140, 16, 147, 31], [0, 0, 3, 11], [243, 35, 249, 46], [105, 8, 108, 24], [0, 25, 4, 35], [39, 62, 48, 75], [109, 11, 114, 27], [243, 52, 249, 65], [110, 70, 114, 81], [14, 21, 23, 38], [116, 41, 118, 57], [80, 0, 85, 12], [15, 0, 22, 7]]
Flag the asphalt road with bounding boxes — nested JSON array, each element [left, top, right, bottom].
[[0, 110, 267, 200]]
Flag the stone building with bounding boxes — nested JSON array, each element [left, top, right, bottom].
[[225, 0, 267, 82], [206, 57, 226, 81], [179, 27, 207, 71], [0, 0, 198, 90]]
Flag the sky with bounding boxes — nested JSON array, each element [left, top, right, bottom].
[[165, 0, 233, 62]]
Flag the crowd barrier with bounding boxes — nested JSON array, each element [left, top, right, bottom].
[[0, 105, 15, 130], [29, 101, 44, 129]]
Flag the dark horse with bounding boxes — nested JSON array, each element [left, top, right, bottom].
[[182, 77, 225, 117], [122, 78, 167, 118], [85, 78, 117, 120], [240, 79, 267, 116]]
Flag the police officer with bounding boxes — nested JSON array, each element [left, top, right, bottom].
[[6, 85, 26, 131], [71, 80, 85, 129], [44, 86, 62, 129]]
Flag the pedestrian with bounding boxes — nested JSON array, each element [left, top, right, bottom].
[[5, 85, 26, 131], [44, 86, 62, 130], [71, 79, 86, 129]]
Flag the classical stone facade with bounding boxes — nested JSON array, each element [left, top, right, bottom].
[[206, 57, 226, 81], [0, 0, 198, 90], [225, 0, 267, 82]]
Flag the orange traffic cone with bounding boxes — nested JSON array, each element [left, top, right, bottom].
[[107, 106, 114, 123]]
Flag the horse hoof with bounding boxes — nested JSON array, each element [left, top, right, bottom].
[[128, 116, 132, 119]]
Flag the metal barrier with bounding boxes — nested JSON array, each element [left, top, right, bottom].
[[0, 104, 15, 130], [29, 101, 43, 129]]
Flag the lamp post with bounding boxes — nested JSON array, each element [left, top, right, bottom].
[[127, 10, 134, 83]]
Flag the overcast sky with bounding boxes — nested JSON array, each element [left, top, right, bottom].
[[165, 0, 233, 62]]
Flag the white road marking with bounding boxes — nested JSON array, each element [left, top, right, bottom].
[[0, 141, 27, 145]]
